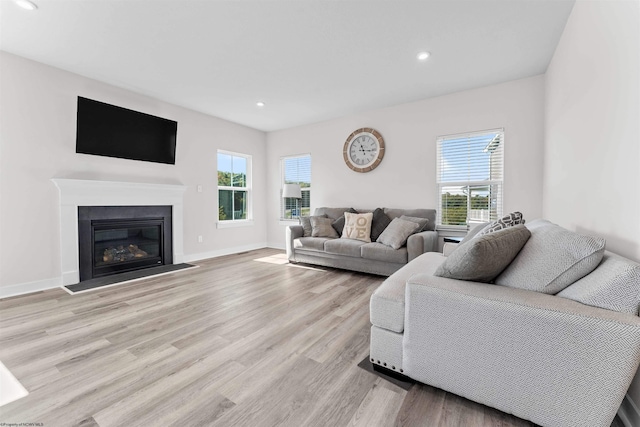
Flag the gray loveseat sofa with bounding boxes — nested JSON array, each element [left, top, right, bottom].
[[370, 219, 640, 427], [286, 207, 438, 276]]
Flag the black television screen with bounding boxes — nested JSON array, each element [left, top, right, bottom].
[[76, 97, 177, 165]]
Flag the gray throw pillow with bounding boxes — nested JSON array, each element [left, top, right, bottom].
[[311, 216, 339, 238], [495, 219, 606, 294], [434, 224, 531, 283], [331, 208, 358, 236], [376, 218, 420, 250], [557, 252, 640, 316], [370, 208, 392, 241], [399, 215, 429, 232], [299, 214, 327, 237], [476, 212, 525, 237]]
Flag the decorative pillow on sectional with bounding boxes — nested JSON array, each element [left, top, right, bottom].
[[476, 212, 525, 237], [376, 218, 420, 250], [370, 208, 392, 241], [310, 216, 339, 238], [342, 212, 373, 243], [459, 222, 491, 244], [331, 208, 358, 236], [299, 214, 327, 237], [434, 224, 531, 283], [557, 252, 640, 315], [399, 215, 429, 233], [494, 219, 606, 294]]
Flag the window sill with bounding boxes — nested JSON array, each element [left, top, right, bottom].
[[279, 219, 299, 226], [436, 225, 468, 238], [217, 220, 254, 229]]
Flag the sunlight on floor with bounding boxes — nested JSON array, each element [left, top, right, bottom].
[[0, 360, 28, 407], [253, 253, 289, 265]]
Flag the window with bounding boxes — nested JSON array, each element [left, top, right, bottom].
[[436, 129, 504, 228], [281, 155, 311, 219], [218, 151, 251, 222]]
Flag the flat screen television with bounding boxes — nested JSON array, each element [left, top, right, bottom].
[[76, 97, 178, 165]]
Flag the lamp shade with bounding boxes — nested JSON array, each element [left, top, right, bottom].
[[282, 183, 302, 199]]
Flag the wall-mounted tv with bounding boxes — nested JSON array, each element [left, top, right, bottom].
[[76, 97, 178, 165]]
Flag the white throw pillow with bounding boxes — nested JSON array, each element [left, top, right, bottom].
[[342, 212, 373, 243]]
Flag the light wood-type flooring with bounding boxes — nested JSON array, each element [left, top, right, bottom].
[[0, 249, 624, 427]]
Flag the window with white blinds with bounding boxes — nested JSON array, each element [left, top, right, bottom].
[[281, 154, 311, 219], [436, 129, 504, 228]]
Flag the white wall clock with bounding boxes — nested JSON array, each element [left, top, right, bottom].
[[343, 128, 385, 173]]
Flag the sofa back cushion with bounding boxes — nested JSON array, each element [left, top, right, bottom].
[[383, 208, 436, 231], [315, 207, 361, 220], [495, 219, 606, 294], [434, 224, 531, 283], [557, 251, 640, 315]]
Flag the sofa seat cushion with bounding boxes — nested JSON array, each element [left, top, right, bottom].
[[361, 242, 408, 264], [294, 237, 333, 252], [557, 251, 640, 315], [495, 219, 606, 294], [370, 252, 445, 333], [324, 238, 366, 257]]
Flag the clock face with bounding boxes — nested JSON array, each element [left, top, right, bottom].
[[343, 128, 385, 173]]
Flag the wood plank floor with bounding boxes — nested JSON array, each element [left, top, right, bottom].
[[0, 248, 623, 427]]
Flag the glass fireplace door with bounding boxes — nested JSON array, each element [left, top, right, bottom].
[[92, 219, 164, 278]]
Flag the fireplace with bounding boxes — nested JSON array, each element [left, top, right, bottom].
[[78, 206, 173, 282]]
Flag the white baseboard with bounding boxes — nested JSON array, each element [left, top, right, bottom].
[[0, 276, 62, 299], [267, 241, 286, 250], [183, 242, 269, 263], [619, 393, 640, 427], [1, 244, 268, 299]]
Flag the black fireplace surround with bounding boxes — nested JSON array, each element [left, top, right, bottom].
[[78, 206, 173, 282]]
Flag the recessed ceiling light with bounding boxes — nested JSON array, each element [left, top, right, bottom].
[[417, 51, 431, 61], [256, 101, 265, 108], [15, 0, 38, 10]]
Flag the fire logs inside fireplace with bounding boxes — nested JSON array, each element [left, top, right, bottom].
[[102, 244, 149, 263]]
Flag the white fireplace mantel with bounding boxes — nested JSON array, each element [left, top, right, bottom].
[[52, 178, 187, 286]]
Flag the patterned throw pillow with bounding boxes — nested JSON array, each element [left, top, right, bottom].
[[342, 212, 373, 243], [310, 217, 339, 238], [370, 208, 392, 241], [476, 212, 525, 237]]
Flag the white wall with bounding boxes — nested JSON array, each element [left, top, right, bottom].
[[266, 75, 545, 248], [0, 52, 267, 294], [544, 0, 640, 418]]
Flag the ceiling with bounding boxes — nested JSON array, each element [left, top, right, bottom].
[[0, 0, 575, 132]]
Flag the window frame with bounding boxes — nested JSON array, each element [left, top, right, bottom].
[[217, 149, 253, 228], [280, 154, 311, 221], [435, 128, 504, 231]]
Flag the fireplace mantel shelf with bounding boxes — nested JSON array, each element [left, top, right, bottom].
[[52, 178, 187, 286]]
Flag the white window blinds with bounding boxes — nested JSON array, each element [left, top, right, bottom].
[[281, 155, 311, 219], [436, 129, 504, 228]]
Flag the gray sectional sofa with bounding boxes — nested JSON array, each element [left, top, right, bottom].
[[286, 207, 438, 276], [369, 218, 640, 427]]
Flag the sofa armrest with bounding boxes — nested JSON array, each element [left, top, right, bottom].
[[286, 225, 304, 261], [442, 242, 458, 257], [403, 273, 640, 427], [406, 230, 438, 262]]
